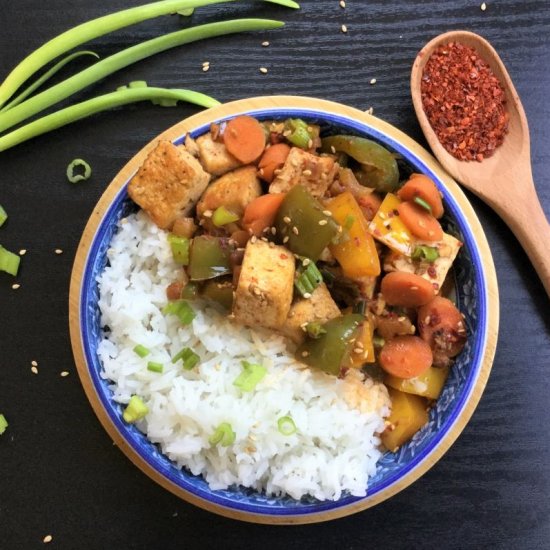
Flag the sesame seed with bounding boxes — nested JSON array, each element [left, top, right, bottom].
[[253, 287, 261, 295], [259, 67, 268, 74], [353, 347, 362, 354], [378, 212, 386, 220], [340, 0, 346, 7], [318, 219, 328, 226], [203, 209, 213, 218], [330, 145, 336, 154], [60, 371, 69, 377], [292, 226, 299, 235], [302, 258, 311, 266], [11, 283, 20, 290], [301, 351, 310, 357], [262, 41, 270, 47], [365, 107, 374, 115], [398, 316, 406, 322], [250, 235, 257, 243], [302, 169, 312, 176], [410, 286, 419, 290], [268, 241, 275, 248], [283, 216, 291, 224], [370, 78, 377, 85], [55, 248, 63, 255], [480, 2, 487, 10], [31, 366, 38, 375], [307, 139, 313, 149], [283, 130, 292, 137], [283, 236, 289, 243], [202, 61, 210, 66], [322, 210, 332, 216], [43, 535, 53, 544], [303, 292, 312, 299], [19, 249, 27, 255], [31, 360, 38, 367], [271, 227, 277, 235], [341, 24, 348, 33], [356, 341, 364, 348]]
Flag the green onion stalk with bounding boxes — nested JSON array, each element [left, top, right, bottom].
[[0, 0, 299, 109]]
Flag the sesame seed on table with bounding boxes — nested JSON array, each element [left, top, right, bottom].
[[0, 1, 549, 549]]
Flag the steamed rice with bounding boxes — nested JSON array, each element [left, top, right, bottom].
[[97, 211, 390, 501]]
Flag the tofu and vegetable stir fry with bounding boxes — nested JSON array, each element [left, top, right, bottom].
[[127, 115, 467, 452]]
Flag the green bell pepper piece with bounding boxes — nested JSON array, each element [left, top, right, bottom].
[[321, 135, 400, 192], [201, 278, 234, 311], [188, 236, 234, 281], [296, 313, 364, 376], [275, 185, 339, 260]]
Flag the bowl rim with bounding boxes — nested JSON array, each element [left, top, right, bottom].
[[69, 95, 499, 524]]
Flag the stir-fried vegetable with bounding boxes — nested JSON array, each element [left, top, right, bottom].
[[294, 261, 323, 297], [233, 360, 267, 392], [0, 245, 20, 276], [411, 245, 439, 263], [277, 416, 297, 435], [0, 205, 7, 227], [0, 414, 7, 435], [385, 366, 449, 400], [275, 185, 339, 260], [133, 344, 151, 358], [162, 300, 196, 325], [285, 118, 316, 149], [209, 422, 236, 446], [188, 236, 233, 280], [321, 135, 400, 192], [212, 206, 239, 227], [167, 234, 190, 265], [201, 279, 234, 311], [147, 361, 164, 373], [123, 395, 149, 423], [172, 347, 200, 370]]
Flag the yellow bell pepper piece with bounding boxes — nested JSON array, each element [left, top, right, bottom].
[[326, 191, 381, 277], [381, 388, 429, 452], [349, 319, 376, 366], [385, 366, 450, 400], [368, 193, 414, 256]]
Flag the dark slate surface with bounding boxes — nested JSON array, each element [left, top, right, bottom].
[[1, 1, 549, 548]]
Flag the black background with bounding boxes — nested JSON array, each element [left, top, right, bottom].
[[1, 1, 549, 548]]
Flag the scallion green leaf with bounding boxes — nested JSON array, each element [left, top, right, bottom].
[[233, 360, 267, 392], [411, 245, 439, 263], [133, 344, 151, 358], [162, 299, 195, 325], [67, 159, 92, 183], [167, 234, 190, 265], [0, 414, 8, 435], [0, 205, 7, 227], [413, 197, 433, 214], [373, 335, 385, 349], [147, 361, 164, 373], [305, 322, 327, 339], [122, 395, 149, 423], [209, 422, 236, 446], [277, 415, 296, 436], [286, 118, 312, 149], [0, 245, 20, 276], [294, 261, 323, 297], [171, 347, 200, 370]]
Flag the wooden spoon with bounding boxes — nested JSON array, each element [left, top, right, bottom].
[[411, 30, 550, 297]]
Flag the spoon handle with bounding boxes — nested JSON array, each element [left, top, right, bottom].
[[492, 181, 550, 298]]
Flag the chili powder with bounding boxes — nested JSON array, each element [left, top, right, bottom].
[[421, 42, 509, 162]]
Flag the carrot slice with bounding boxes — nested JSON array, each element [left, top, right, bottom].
[[397, 201, 443, 241], [381, 271, 437, 307], [242, 193, 286, 236], [417, 296, 467, 358], [397, 174, 444, 219], [379, 336, 433, 379], [223, 115, 266, 164], [258, 143, 291, 182]]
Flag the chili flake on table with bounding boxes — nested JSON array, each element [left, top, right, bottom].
[[421, 41, 508, 162]]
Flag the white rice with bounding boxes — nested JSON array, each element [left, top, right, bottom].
[[97, 211, 390, 501]]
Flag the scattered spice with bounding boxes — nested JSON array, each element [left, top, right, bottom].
[[421, 42, 508, 161]]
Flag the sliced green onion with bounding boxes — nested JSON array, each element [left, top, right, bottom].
[[373, 335, 385, 349], [0, 414, 8, 435], [413, 197, 433, 214], [67, 159, 92, 183], [0, 205, 7, 227], [0, 0, 299, 109], [209, 422, 236, 446], [181, 282, 200, 300], [133, 344, 151, 358], [233, 360, 267, 392], [286, 118, 312, 149], [171, 347, 200, 370], [411, 245, 439, 263], [122, 395, 149, 423], [162, 299, 195, 325], [343, 214, 355, 231], [147, 361, 164, 373], [277, 415, 296, 436], [0, 18, 285, 134], [0, 245, 20, 276], [167, 234, 190, 265], [294, 261, 323, 297], [212, 206, 240, 227], [0, 87, 219, 153], [0, 51, 100, 113], [305, 322, 326, 339]]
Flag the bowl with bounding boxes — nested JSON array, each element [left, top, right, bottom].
[[69, 96, 499, 524]]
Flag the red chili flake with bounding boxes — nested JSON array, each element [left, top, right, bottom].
[[427, 265, 437, 278], [421, 42, 509, 162], [280, 254, 288, 259]]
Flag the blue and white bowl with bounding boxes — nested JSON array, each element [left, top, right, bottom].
[[69, 96, 499, 524]]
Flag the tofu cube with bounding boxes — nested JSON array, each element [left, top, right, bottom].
[[233, 240, 295, 329], [196, 133, 242, 176], [128, 141, 210, 229], [269, 147, 338, 198]]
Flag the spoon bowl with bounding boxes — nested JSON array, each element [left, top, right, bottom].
[[411, 30, 550, 297]]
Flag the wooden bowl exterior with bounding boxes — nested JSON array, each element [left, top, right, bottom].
[[69, 95, 499, 524]]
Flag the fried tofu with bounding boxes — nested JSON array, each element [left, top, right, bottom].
[[196, 133, 242, 176], [269, 147, 338, 198], [196, 166, 262, 219], [281, 283, 341, 344], [233, 240, 295, 330], [128, 141, 210, 229], [383, 232, 463, 293]]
